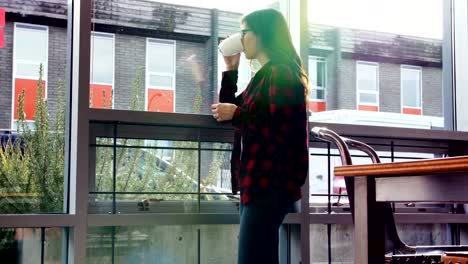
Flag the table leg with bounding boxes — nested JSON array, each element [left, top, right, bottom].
[[354, 176, 386, 264]]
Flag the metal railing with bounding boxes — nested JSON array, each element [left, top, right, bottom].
[[85, 109, 468, 263]]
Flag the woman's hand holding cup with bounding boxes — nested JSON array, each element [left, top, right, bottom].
[[223, 53, 240, 71], [218, 32, 243, 71]]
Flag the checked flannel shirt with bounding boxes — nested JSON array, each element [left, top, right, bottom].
[[219, 61, 309, 205]]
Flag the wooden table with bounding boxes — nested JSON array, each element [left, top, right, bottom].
[[334, 156, 468, 264]]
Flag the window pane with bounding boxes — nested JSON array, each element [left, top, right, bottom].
[[88, 134, 242, 214], [199, 225, 239, 263], [359, 92, 378, 104], [309, 58, 327, 100], [14, 25, 48, 80], [114, 147, 199, 193], [3, 7, 70, 214], [91, 33, 114, 84], [89, 137, 221, 214], [91, 140, 199, 194], [147, 40, 175, 73], [87, 225, 242, 264], [310, 89, 325, 101], [0, 228, 65, 263], [200, 148, 234, 194], [309, 152, 329, 204], [308, 57, 326, 89], [15, 62, 41, 78], [89, 0, 281, 113], [402, 80, 420, 107], [402, 67, 422, 107], [308, 0, 444, 129], [149, 75, 173, 88], [14, 25, 47, 64], [309, 58, 318, 87], [317, 60, 325, 87], [357, 63, 378, 91], [87, 226, 198, 264]]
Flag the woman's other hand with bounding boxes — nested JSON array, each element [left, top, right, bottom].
[[223, 53, 241, 71], [211, 103, 238, 122]]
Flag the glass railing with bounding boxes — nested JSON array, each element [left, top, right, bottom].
[[87, 109, 468, 262]]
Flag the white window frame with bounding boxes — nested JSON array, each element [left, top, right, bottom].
[[11, 23, 49, 130], [90, 31, 115, 108], [356, 61, 379, 109], [401, 65, 423, 113], [145, 38, 176, 111], [308, 56, 327, 102]]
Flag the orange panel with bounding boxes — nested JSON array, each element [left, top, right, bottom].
[[403, 107, 422, 115], [90, 84, 112, 108], [0, 29, 4, 48], [147, 89, 174, 112], [0, 8, 4, 48], [309, 101, 326, 112], [358, 105, 379, 112], [14, 79, 46, 120], [0, 8, 4, 27]]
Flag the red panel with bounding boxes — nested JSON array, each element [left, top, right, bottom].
[[0, 29, 4, 48], [403, 107, 422, 115], [0, 8, 5, 27], [14, 79, 46, 120], [309, 101, 326, 112], [90, 84, 112, 108], [358, 105, 379, 112], [0, 8, 4, 48], [147, 89, 174, 112]]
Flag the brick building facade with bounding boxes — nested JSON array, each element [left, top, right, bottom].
[[0, 0, 443, 130]]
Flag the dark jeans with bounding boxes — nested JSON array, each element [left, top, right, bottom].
[[238, 191, 296, 264]]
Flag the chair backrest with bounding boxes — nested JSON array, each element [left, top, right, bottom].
[[310, 127, 353, 166], [311, 126, 381, 165]]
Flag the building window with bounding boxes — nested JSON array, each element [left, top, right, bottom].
[[356, 61, 379, 111], [217, 52, 252, 96], [146, 38, 176, 112], [90, 32, 114, 109], [308, 57, 327, 112], [308, 57, 326, 101], [401, 65, 422, 115], [12, 23, 48, 129]]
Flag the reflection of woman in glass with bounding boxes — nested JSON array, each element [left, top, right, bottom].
[[211, 9, 309, 263]]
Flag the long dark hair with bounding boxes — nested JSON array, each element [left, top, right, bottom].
[[242, 8, 309, 99]]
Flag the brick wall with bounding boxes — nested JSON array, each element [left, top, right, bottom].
[[0, 21, 216, 130], [175, 40, 212, 114], [379, 62, 402, 113], [332, 58, 443, 116], [0, 22, 13, 130], [113, 34, 213, 114], [0, 22, 68, 130], [0, 16, 445, 131], [114, 33, 146, 111], [325, 52, 338, 110], [336, 59, 357, 110], [47, 25, 68, 123], [422, 67, 443, 117]]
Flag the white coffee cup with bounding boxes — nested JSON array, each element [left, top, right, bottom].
[[218, 32, 244, 56]]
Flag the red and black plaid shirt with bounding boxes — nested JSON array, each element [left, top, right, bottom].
[[219, 61, 309, 205]]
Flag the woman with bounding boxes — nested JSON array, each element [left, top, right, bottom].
[[211, 9, 309, 264]]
